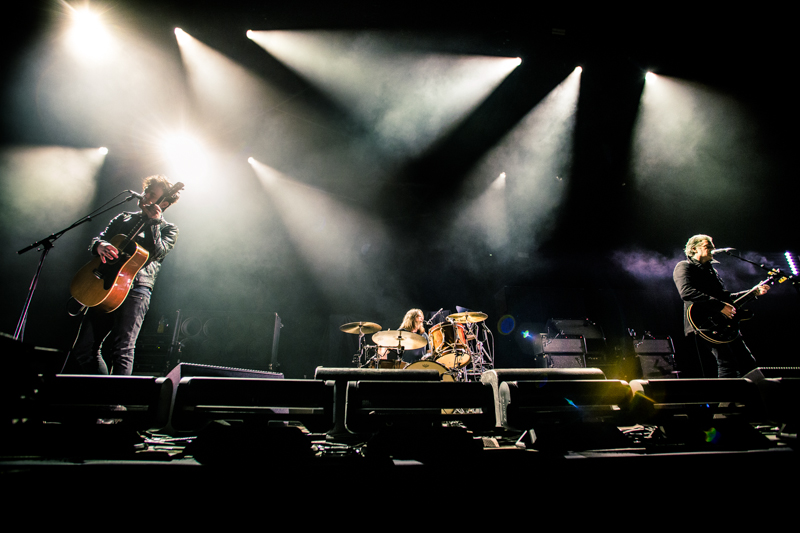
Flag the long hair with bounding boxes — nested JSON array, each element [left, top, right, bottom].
[[399, 308, 424, 333]]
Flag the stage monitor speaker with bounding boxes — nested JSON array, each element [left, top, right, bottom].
[[314, 366, 443, 441], [742, 367, 800, 430], [634, 337, 675, 354], [535, 335, 587, 368], [344, 380, 495, 434], [171, 377, 334, 433], [629, 378, 764, 423], [546, 354, 586, 368], [480, 368, 607, 427], [546, 318, 604, 339], [499, 379, 633, 450], [638, 354, 678, 379], [37, 375, 173, 430]]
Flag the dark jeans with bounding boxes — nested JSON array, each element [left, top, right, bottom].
[[688, 333, 757, 378], [70, 288, 151, 376]]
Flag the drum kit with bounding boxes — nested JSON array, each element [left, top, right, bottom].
[[341, 311, 494, 381]]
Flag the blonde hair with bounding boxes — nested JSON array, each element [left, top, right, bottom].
[[399, 308, 424, 332]]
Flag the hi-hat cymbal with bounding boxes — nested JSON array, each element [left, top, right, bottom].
[[447, 311, 488, 323], [339, 321, 382, 335], [372, 330, 427, 350]]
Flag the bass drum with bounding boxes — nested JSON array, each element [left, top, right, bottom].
[[367, 358, 408, 369], [405, 360, 456, 414], [435, 349, 471, 370], [405, 360, 455, 382]]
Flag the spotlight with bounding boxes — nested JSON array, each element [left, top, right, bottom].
[[174, 28, 191, 46], [98, 147, 108, 155], [575, 66, 582, 73], [247, 156, 255, 164], [66, 6, 114, 63], [246, 30, 254, 40], [645, 71, 656, 82], [490, 172, 506, 190]]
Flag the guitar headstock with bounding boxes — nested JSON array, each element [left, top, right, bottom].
[[767, 268, 789, 284]]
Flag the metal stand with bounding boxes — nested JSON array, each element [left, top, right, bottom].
[[13, 192, 142, 342]]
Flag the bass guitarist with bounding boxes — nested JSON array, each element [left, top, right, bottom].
[[69, 175, 180, 375], [673, 234, 769, 378]]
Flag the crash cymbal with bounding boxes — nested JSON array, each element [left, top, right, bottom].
[[372, 330, 427, 350], [339, 321, 382, 335], [447, 311, 488, 323]]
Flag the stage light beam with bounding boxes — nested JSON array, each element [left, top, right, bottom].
[[248, 30, 522, 158], [445, 66, 581, 262], [65, 6, 116, 64], [631, 74, 761, 225], [249, 158, 397, 308]]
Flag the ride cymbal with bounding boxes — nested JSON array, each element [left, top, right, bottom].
[[447, 311, 488, 323], [339, 321, 382, 334], [372, 330, 427, 350]]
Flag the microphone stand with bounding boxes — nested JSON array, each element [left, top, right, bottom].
[[720, 250, 800, 300], [13, 192, 143, 342], [715, 249, 797, 292]]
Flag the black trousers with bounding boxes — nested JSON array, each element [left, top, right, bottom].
[[70, 289, 151, 375], [687, 332, 757, 378]]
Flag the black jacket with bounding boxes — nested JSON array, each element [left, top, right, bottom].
[[91, 211, 179, 290], [673, 257, 746, 336]]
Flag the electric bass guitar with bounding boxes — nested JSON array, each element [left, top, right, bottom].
[[70, 182, 183, 312], [687, 269, 788, 344]]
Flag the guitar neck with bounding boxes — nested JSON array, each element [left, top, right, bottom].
[[117, 215, 149, 253]]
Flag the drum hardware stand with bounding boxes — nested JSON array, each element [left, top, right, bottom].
[[339, 321, 383, 368], [463, 322, 494, 381], [357, 344, 378, 368]]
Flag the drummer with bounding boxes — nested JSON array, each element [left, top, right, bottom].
[[379, 308, 430, 364]]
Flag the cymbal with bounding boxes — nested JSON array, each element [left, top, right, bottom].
[[339, 321, 382, 335], [372, 330, 427, 350], [447, 311, 488, 323]]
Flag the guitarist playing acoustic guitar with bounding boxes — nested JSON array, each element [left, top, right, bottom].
[[673, 234, 769, 378], [68, 175, 180, 376]]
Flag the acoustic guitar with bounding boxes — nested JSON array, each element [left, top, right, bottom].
[[70, 182, 183, 312], [687, 269, 787, 344]]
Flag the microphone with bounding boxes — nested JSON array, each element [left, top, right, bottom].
[[127, 190, 145, 199], [711, 248, 736, 255], [426, 308, 443, 325]]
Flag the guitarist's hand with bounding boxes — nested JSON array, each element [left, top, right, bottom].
[[721, 302, 736, 319], [756, 285, 770, 296], [97, 241, 119, 264], [141, 203, 162, 220]]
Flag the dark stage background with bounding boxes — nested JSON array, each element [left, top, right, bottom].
[[1, 2, 797, 378]]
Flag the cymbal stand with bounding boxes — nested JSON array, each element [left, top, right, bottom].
[[467, 323, 494, 380], [354, 333, 370, 367]]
